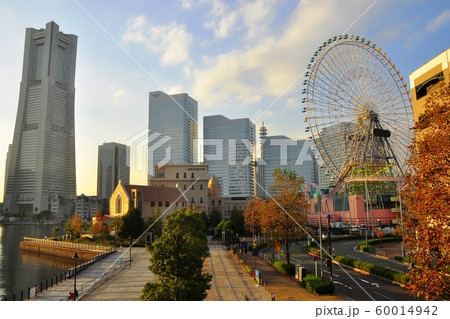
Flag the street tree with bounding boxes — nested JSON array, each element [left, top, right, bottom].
[[65, 213, 84, 238], [243, 197, 264, 238], [403, 83, 450, 301], [258, 168, 309, 264], [117, 208, 145, 240], [146, 208, 163, 240], [230, 207, 245, 236], [91, 211, 109, 238], [208, 208, 222, 229], [141, 209, 212, 301]]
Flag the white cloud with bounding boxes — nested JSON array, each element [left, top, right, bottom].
[[202, 0, 279, 40], [180, 0, 193, 9], [122, 16, 193, 65], [427, 9, 450, 33], [192, 0, 371, 109]]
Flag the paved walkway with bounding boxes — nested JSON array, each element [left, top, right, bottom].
[[236, 252, 344, 301], [31, 243, 344, 301], [32, 247, 151, 301], [204, 243, 271, 301], [81, 247, 155, 301]]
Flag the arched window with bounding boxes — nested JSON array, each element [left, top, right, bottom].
[[116, 195, 122, 215]]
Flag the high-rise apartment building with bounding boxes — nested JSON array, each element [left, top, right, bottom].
[[148, 91, 198, 176], [203, 115, 255, 198], [3, 21, 77, 216], [409, 48, 450, 122], [97, 142, 130, 199], [259, 129, 318, 197]]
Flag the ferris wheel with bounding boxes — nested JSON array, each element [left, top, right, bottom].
[[302, 35, 413, 182]]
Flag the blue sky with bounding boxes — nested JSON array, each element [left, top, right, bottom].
[[0, 0, 449, 199]]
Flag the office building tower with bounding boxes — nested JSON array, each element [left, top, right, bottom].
[[203, 115, 255, 198], [259, 126, 317, 196], [3, 21, 77, 216], [148, 91, 198, 176], [409, 48, 450, 122], [97, 142, 130, 199]]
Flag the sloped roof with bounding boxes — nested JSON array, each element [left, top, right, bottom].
[[123, 185, 186, 202]]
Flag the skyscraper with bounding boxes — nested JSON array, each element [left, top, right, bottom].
[[259, 134, 318, 196], [409, 48, 449, 122], [97, 142, 130, 199], [148, 91, 198, 176], [3, 21, 77, 216], [203, 115, 255, 198]]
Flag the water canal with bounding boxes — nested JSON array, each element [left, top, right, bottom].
[[0, 223, 71, 300]]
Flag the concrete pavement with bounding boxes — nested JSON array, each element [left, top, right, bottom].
[[31, 247, 150, 301]]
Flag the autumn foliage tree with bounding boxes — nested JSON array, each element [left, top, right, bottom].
[[65, 212, 84, 238], [91, 210, 109, 238], [403, 83, 450, 300], [243, 197, 264, 237], [244, 168, 309, 264]]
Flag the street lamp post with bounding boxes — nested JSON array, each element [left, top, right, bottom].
[[128, 235, 132, 266], [72, 252, 79, 301]]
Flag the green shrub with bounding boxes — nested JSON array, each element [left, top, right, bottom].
[[269, 259, 295, 276], [301, 274, 334, 294], [334, 255, 353, 266], [369, 265, 387, 277], [359, 262, 375, 272]]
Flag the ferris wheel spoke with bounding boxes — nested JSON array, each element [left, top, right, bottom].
[[304, 35, 413, 179]]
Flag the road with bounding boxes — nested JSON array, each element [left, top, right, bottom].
[[261, 240, 417, 301], [203, 242, 270, 301], [332, 239, 410, 273]]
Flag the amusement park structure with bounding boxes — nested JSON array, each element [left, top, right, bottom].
[[302, 35, 414, 236]]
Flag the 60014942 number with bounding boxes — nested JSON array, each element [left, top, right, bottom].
[[375, 306, 438, 316]]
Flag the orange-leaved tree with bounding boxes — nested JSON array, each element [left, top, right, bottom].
[[91, 210, 109, 238], [243, 197, 264, 238], [258, 168, 309, 264], [65, 212, 84, 238], [403, 83, 450, 301]]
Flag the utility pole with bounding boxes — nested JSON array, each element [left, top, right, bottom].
[[327, 214, 333, 285]]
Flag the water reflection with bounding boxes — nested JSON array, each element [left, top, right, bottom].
[[0, 223, 67, 300]]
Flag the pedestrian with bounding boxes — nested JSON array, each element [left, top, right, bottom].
[[75, 289, 79, 300], [68, 291, 74, 300]]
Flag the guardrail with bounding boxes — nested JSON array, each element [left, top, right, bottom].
[[1, 248, 116, 301], [22, 237, 113, 252], [77, 257, 131, 300]]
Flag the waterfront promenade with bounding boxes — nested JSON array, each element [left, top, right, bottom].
[[31, 247, 141, 301], [31, 242, 344, 301]]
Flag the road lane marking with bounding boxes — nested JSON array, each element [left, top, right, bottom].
[[323, 270, 340, 277], [374, 291, 395, 301], [386, 266, 403, 273], [361, 279, 370, 284]]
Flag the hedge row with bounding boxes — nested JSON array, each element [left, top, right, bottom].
[[267, 258, 334, 295], [301, 274, 334, 295], [357, 237, 399, 251], [268, 258, 296, 276]]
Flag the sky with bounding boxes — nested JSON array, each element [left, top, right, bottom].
[[0, 0, 449, 200]]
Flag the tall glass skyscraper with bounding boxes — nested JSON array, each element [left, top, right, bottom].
[[203, 115, 255, 198], [3, 21, 77, 216], [259, 133, 318, 197], [97, 142, 130, 199], [148, 91, 198, 176]]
